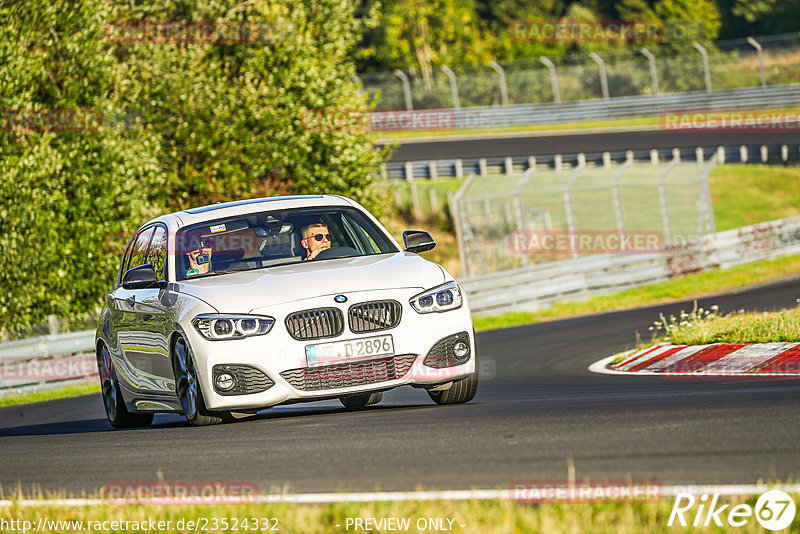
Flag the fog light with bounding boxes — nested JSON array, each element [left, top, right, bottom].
[[453, 341, 469, 359], [215, 372, 236, 391]]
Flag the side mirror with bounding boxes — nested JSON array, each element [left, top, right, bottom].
[[122, 264, 164, 289], [403, 230, 436, 253]]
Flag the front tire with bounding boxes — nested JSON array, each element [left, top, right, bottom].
[[427, 342, 479, 405], [340, 391, 383, 409], [97, 344, 153, 429], [173, 337, 225, 426]]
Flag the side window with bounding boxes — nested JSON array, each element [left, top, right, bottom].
[[147, 226, 168, 281], [127, 227, 155, 272], [118, 235, 137, 284]]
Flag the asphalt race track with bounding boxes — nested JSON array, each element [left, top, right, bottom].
[[2, 277, 800, 495], [382, 129, 800, 162]]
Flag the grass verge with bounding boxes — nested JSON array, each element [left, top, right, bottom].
[[0, 381, 99, 408], [0, 494, 788, 533], [649, 302, 800, 346]]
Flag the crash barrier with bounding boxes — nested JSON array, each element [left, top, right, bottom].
[[382, 143, 800, 180], [370, 84, 800, 133], [459, 215, 800, 314], [0, 331, 96, 399]]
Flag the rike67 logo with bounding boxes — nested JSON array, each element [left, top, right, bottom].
[[669, 490, 796, 530]]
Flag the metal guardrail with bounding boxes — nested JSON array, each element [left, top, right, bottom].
[[372, 84, 800, 135], [460, 215, 800, 314], [0, 330, 97, 399], [384, 143, 800, 180]]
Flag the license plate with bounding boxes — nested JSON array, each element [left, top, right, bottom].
[[306, 335, 394, 367]]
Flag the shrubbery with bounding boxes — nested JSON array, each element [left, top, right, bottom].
[[0, 0, 387, 334]]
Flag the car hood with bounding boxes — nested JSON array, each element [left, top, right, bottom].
[[175, 252, 446, 312]]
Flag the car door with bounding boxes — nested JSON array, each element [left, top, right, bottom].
[[108, 226, 154, 392], [113, 225, 174, 393], [132, 225, 176, 394]]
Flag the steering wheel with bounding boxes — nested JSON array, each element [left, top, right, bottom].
[[315, 246, 360, 260]]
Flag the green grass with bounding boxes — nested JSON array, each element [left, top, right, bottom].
[[651, 303, 800, 346], [710, 164, 800, 231], [1, 493, 793, 533], [0, 381, 99, 407]]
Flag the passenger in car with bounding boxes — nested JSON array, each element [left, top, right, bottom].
[[185, 235, 213, 276], [301, 223, 332, 260]]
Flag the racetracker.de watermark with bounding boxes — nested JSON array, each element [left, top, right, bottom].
[[510, 481, 663, 502], [509, 19, 704, 43], [661, 109, 800, 133], [301, 108, 456, 132], [0, 354, 96, 383], [1, 108, 141, 133], [103, 20, 276, 44], [508, 230, 664, 255], [101, 481, 259, 505]]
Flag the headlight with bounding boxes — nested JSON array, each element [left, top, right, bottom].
[[410, 281, 463, 313], [192, 314, 275, 340]]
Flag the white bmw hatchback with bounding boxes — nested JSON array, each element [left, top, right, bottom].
[[95, 195, 478, 427]]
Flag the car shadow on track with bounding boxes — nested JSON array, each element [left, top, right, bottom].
[[0, 418, 130, 436]]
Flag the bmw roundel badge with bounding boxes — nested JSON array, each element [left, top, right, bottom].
[[334, 295, 347, 303]]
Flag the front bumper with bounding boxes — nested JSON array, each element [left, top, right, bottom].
[[184, 287, 476, 411]]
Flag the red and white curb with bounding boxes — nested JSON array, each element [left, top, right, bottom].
[[590, 342, 800, 376]]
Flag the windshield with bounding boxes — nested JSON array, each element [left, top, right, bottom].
[[176, 206, 398, 281]]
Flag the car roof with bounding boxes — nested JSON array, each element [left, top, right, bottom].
[[143, 194, 357, 229]]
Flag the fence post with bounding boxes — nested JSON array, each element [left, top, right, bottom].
[[613, 160, 632, 233], [589, 52, 610, 100], [429, 160, 438, 180], [696, 147, 704, 163], [540, 57, 560, 103], [555, 154, 563, 172], [692, 42, 712, 93], [717, 146, 725, 164], [658, 160, 678, 244], [479, 158, 488, 176], [740, 145, 748, 163], [563, 163, 586, 258], [393, 69, 413, 110], [410, 181, 421, 219], [639, 48, 659, 95], [602, 152, 611, 168], [650, 149, 659, 165], [761, 145, 768, 162], [528, 155, 536, 170], [782, 145, 789, 162], [429, 187, 439, 213], [440, 65, 461, 108], [505, 156, 514, 175], [48, 315, 59, 335], [455, 158, 464, 179], [488, 61, 509, 106], [452, 174, 480, 276], [404, 161, 414, 181], [746, 36, 767, 88]]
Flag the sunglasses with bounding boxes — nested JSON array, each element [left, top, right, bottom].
[[305, 233, 331, 242]]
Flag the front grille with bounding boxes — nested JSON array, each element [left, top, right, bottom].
[[212, 364, 274, 395], [285, 308, 344, 340], [280, 354, 417, 391], [423, 331, 471, 368], [349, 300, 402, 333]]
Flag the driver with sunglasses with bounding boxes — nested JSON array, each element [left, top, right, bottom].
[[301, 223, 332, 260]]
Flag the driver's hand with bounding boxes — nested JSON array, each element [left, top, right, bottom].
[[307, 243, 330, 260]]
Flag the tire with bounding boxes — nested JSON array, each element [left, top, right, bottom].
[[340, 391, 383, 409], [173, 337, 226, 426], [97, 344, 153, 429], [427, 339, 479, 405]]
